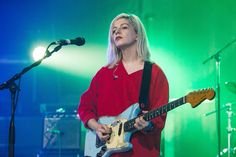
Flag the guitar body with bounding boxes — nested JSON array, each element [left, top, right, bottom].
[[83, 88, 216, 157], [84, 103, 141, 157]]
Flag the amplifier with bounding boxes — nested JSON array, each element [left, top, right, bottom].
[[42, 113, 81, 150]]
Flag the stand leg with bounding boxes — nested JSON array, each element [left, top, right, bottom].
[[8, 119, 15, 157]]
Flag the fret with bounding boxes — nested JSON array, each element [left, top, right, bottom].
[[163, 105, 167, 112], [173, 99, 179, 107], [177, 98, 181, 106], [124, 96, 186, 132], [170, 102, 175, 109], [144, 114, 149, 121], [159, 108, 163, 115], [183, 96, 186, 103], [166, 103, 171, 111], [155, 109, 159, 116], [150, 111, 155, 119], [171, 97, 184, 108], [145, 113, 149, 121], [174, 100, 179, 107], [145, 110, 154, 121]]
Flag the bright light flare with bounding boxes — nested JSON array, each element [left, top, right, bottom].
[[32, 46, 46, 61], [41, 44, 106, 78]]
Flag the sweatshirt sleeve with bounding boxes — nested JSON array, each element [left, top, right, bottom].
[[77, 72, 100, 128]]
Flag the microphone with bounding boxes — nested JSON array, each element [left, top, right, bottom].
[[54, 37, 85, 46]]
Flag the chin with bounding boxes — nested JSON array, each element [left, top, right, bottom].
[[115, 41, 130, 48], [115, 43, 124, 49]]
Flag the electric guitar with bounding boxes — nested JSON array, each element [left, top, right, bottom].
[[84, 88, 215, 157]]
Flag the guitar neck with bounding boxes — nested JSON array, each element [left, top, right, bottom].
[[124, 96, 186, 132]]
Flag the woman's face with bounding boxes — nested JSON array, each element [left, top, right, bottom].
[[111, 18, 137, 50]]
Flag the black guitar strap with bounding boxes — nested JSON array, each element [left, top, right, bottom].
[[139, 61, 153, 110]]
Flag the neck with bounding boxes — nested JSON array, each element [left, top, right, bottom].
[[122, 54, 140, 63], [121, 43, 139, 63]]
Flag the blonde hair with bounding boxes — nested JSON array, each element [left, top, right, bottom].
[[107, 13, 150, 68]]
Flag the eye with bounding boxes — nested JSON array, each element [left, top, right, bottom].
[[121, 25, 128, 29], [112, 29, 117, 34]]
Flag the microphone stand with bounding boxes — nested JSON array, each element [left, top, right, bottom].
[[0, 43, 63, 157], [203, 38, 236, 157]]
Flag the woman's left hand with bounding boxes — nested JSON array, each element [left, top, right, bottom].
[[134, 111, 149, 130]]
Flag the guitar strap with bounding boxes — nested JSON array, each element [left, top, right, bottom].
[[139, 61, 153, 110]]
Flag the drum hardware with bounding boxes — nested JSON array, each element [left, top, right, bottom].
[[225, 103, 235, 157], [215, 103, 236, 157], [205, 102, 236, 157]]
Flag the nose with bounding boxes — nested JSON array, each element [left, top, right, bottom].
[[115, 27, 121, 34]]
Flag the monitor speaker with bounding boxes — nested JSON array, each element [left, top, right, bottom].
[[42, 113, 81, 150]]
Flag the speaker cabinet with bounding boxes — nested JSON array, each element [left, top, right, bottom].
[[42, 113, 81, 150]]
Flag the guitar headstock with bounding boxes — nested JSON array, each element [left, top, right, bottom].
[[186, 88, 215, 108]]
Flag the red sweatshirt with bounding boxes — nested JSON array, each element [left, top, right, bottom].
[[78, 61, 169, 157]]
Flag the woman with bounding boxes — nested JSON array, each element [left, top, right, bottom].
[[78, 13, 169, 157]]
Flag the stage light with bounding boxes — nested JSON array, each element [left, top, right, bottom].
[[32, 46, 46, 61], [41, 44, 106, 78]]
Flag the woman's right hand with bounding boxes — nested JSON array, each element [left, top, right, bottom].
[[95, 124, 111, 141], [87, 119, 111, 141]]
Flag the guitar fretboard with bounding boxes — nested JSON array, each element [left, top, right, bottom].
[[124, 96, 186, 132]]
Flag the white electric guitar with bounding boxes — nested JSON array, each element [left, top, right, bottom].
[[84, 88, 215, 157]]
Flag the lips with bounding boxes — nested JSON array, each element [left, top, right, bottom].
[[115, 36, 122, 41]]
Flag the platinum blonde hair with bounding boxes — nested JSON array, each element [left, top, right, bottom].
[[107, 13, 150, 68]]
